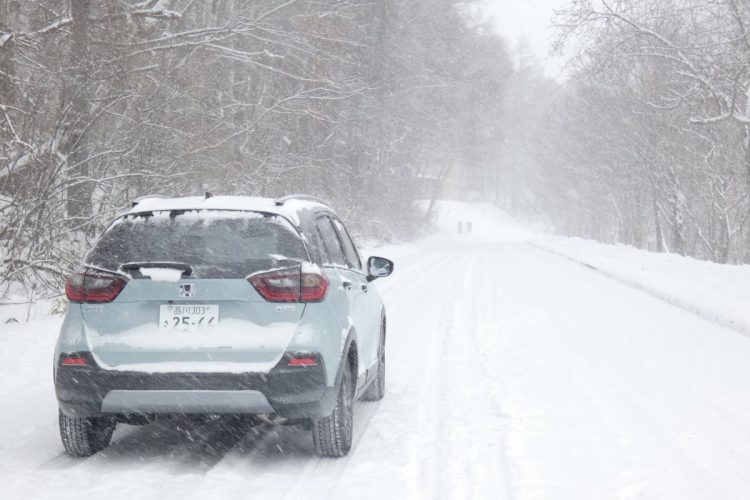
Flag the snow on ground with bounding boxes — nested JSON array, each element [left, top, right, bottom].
[[3, 201, 750, 499], [532, 235, 750, 335]]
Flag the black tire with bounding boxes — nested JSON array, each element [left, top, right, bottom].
[[362, 317, 386, 401], [59, 409, 115, 457], [312, 356, 354, 457]]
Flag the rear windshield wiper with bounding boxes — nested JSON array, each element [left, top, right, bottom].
[[120, 262, 193, 277]]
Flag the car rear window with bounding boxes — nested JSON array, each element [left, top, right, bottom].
[[86, 210, 308, 278]]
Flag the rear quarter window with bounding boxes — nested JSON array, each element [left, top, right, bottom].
[[315, 216, 348, 267], [332, 218, 362, 270]]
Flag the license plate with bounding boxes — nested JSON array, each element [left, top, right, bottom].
[[159, 304, 219, 329]]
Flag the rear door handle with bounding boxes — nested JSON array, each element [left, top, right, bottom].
[[342, 280, 352, 290]]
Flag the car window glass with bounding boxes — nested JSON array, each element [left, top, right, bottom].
[[86, 210, 307, 278], [315, 217, 347, 267], [306, 224, 328, 265], [332, 218, 362, 270]]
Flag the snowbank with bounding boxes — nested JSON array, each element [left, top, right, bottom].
[[426, 199, 750, 336], [533, 236, 750, 335]]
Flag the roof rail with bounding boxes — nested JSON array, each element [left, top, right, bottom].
[[274, 194, 331, 207], [131, 194, 166, 208]]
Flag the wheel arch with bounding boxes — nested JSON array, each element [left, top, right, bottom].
[[334, 327, 359, 393], [381, 307, 387, 342]]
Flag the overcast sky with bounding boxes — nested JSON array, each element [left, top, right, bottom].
[[479, 0, 570, 78]]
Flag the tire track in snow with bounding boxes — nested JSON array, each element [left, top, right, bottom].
[[403, 244, 463, 499], [397, 242, 514, 499], [434, 245, 511, 499], [177, 244, 461, 500], [469, 246, 515, 498]]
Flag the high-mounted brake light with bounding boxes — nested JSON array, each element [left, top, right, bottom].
[[65, 272, 128, 303], [248, 267, 328, 303]]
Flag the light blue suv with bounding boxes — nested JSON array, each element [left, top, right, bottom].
[[54, 194, 393, 458]]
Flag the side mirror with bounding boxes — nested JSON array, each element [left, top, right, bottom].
[[367, 256, 394, 282]]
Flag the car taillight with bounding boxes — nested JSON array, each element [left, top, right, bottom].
[[59, 352, 91, 367], [62, 357, 88, 366], [65, 272, 128, 303], [288, 357, 319, 366], [248, 267, 329, 303], [300, 272, 329, 302]]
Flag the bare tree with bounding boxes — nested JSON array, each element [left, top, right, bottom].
[[0, 0, 513, 301], [497, 0, 750, 263]]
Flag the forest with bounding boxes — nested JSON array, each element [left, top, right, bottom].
[[504, 0, 750, 265], [3, 0, 750, 302], [0, 0, 510, 301]]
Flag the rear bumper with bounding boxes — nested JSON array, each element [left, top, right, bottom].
[[55, 353, 337, 419], [100, 390, 275, 414]]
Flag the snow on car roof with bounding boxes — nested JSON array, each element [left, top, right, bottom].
[[127, 195, 330, 226]]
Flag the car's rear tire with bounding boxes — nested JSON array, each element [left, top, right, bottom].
[[59, 409, 115, 457], [362, 318, 386, 401], [312, 356, 354, 457]]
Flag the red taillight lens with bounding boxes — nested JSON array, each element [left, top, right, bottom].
[[248, 268, 302, 302], [248, 267, 328, 303], [60, 353, 90, 366], [65, 272, 128, 303], [288, 357, 319, 366], [62, 357, 88, 366], [300, 272, 329, 302]]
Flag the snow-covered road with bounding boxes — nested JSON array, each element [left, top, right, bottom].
[[4, 205, 750, 499]]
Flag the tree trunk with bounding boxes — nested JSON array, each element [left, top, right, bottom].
[[654, 199, 665, 253], [64, 0, 93, 226], [0, 9, 15, 108]]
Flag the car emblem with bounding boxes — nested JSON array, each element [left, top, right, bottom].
[[179, 283, 195, 297]]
